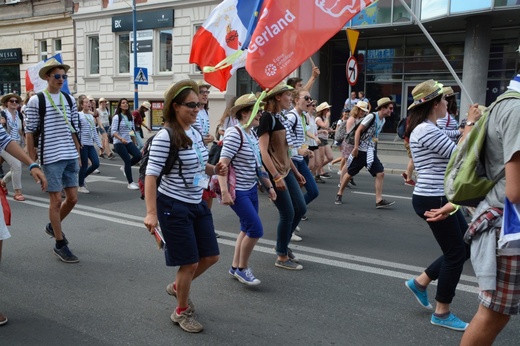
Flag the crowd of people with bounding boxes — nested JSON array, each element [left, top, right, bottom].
[[0, 57, 519, 345]]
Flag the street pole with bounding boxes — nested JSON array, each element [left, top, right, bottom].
[[133, 0, 138, 110]]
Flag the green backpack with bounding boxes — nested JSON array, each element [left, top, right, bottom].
[[444, 91, 520, 207]]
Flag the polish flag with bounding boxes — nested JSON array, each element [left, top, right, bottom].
[[246, 0, 376, 89], [189, 0, 264, 92]]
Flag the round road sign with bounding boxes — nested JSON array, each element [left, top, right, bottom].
[[346, 56, 358, 86]]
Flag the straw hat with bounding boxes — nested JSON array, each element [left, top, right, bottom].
[[230, 93, 264, 116], [163, 79, 199, 120], [141, 101, 151, 110], [376, 97, 393, 110], [442, 86, 459, 98], [39, 58, 70, 79], [408, 79, 444, 110], [316, 102, 332, 113], [1, 93, 22, 106], [99, 97, 107, 103], [355, 100, 370, 112], [264, 83, 294, 101], [196, 80, 211, 89]]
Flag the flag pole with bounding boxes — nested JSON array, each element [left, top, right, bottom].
[[133, 0, 138, 110], [398, 0, 474, 104], [309, 57, 316, 68]]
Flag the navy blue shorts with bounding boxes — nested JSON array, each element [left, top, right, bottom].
[[157, 192, 220, 266], [347, 150, 384, 177]]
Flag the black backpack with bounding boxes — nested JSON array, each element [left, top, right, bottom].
[[138, 127, 188, 200], [345, 113, 376, 145], [397, 116, 407, 139], [207, 125, 243, 165]]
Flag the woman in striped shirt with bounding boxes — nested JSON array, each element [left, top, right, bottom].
[[77, 96, 103, 194], [403, 79, 469, 332], [217, 94, 276, 286], [111, 98, 142, 190], [143, 79, 226, 333]]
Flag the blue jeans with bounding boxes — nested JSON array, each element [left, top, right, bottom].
[[273, 171, 307, 256], [292, 158, 319, 205], [79, 145, 100, 187], [230, 185, 263, 238], [412, 194, 470, 304], [114, 142, 142, 183]]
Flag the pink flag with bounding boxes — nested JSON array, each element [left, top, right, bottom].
[[246, 0, 376, 89]]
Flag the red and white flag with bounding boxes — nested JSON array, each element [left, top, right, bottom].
[[246, 0, 376, 89]]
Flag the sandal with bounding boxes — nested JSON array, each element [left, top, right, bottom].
[[13, 194, 25, 201], [0, 313, 8, 326]]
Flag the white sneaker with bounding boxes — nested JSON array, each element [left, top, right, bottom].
[[128, 182, 139, 190], [78, 186, 90, 194], [93, 169, 100, 174], [291, 233, 303, 242], [295, 226, 301, 232], [120, 166, 126, 177]]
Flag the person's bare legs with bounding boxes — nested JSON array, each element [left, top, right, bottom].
[[48, 187, 78, 240], [460, 305, 510, 346], [405, 158, 415, 181], [375, 172, 385, 203]]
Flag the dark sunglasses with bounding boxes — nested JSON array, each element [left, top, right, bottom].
[[8, 99, 19, 104], [303, 96, 313, 101], [199, 90, 210, 95], [53, 74, 68, 80], [181, 102, 201, 109]]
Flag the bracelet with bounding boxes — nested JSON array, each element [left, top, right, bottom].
[[274, 177, 283, 183], [449, 203, 460, 215], [268, 186, 274, 190], [272, 172, 281, 180], [29, 162, 41, 171], [212, 165, 217, 175]]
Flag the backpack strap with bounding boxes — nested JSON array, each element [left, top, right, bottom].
[[36, 92, 47, 164]]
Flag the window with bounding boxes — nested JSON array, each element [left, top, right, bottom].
[[159, 29, 172, 72], [39, 40, 48, 61], [118, 34, 130, 74], [54, 39, 62, 55], [193, 25, 202, 73], [420, 0, 449, 21], [89, 36, 100, 75], [451, 0, 492, 13], [495, 0, 520, 7]]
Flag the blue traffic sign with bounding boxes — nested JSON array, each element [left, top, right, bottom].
[[134, 67, 148, 85]]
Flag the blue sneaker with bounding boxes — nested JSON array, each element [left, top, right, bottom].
[[53, 245, 79, 263], [228, 267, 236, 278], [405, 279, 433, 310], [430, 313, 468, 331], [234, 268, 261, 286], [45, 223, 68, 245]]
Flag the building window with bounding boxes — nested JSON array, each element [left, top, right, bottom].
[[118, 34, 130, 74], [159, 29, 172, 72], [192, 25, 203, 73], [54, 39, 62, 55], [89, 36, 100, 75], [40, 40, 48, 61], [236, 68, 260, 95], [420, 0, 449, 21], [450, 0, 492, 13], [495, 0, 520, 7]]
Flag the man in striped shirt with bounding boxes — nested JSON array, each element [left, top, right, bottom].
[[25, 58, 81, 263]]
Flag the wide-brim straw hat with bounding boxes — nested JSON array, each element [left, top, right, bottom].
[[376, 97, 393, 110], [141, 101, 151, 110], [355, 100, 370, 112], [1, 93, 22, 106], [230, 93, 265, 116], [39, 58, 70, 80], [99, 97, 108, 103], [163, 79, 199, 120], [264, 83, 294, 101], [442, 86, 459, 98], [316, 102, 332, 113], [408, 79, 444, 110], [196, 80, 211, 89]]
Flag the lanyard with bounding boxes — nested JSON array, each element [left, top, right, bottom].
[[122, 114, 133, 131], [44, 90, 75, 133], [199, 110, 210, 135], [300, 113, 307, 136], [374, 113, 383, 137], [83, 113, 96, 140], [191, 129, 205, 171], [240, 126, 261, 167]]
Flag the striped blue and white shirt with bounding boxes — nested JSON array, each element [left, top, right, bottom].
[[194, 109, 211, 137], [285, 109, 306, 162], [111, 113, 135, 144], [0, 125, 12, 151], [146, 127, 208, 204], [78, 112, 103, 148], [436, 113, 460, 142], [410, 120, 456, 196], [25, 91, 79, 165], [220, 126, 259, 191]]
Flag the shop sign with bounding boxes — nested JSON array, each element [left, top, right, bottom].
[[112, 9, 174, 32], [0, 48, 22, 64]]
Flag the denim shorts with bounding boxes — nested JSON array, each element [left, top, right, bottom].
[[42, 159, 79, 192], [157, 192, 220, 266]]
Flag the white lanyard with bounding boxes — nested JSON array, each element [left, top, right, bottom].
[[44, 90, 75, 133], [191, 129, 205, 171]]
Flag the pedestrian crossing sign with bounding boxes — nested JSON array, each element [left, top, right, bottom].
[[134, 67, 148, 85]]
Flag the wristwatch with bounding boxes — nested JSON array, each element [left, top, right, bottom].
[[466, 121, 475, 126]]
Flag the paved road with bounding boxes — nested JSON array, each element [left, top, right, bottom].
[[1, 159, 519, 345]]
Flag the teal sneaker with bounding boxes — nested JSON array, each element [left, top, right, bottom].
[[405, 279, 433, 310], [430, 313, 468, 331]]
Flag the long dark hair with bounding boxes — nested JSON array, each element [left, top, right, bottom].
[[115, 98, 132, 122], [164, 88, 196, 149], [405, 94, 443, 138], [446, 95, 458, 116]]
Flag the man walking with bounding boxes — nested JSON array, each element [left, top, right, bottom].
[[335, 97, 396, 208], [25, 58, 81, 263]]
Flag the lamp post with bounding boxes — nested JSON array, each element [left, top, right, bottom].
[[133, 0, 138, 110]]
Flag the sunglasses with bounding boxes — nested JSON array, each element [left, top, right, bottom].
[[311, 104, 316, 107], [199, 90, 210, 95], [181, 102, 201, 109], [8, 99, 19, 104], [303, 96, 313, 101], [52, 74, 68, 80]]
